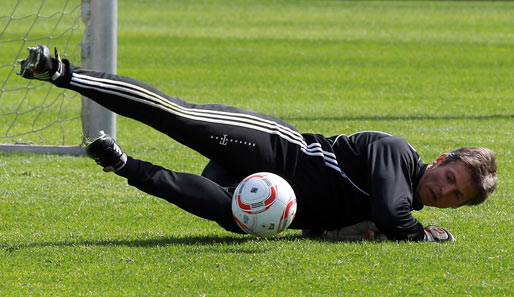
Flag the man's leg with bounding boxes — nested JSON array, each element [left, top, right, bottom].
[[201, 160, 241, 187], [119, 156, 244, 234], [17, 46, 306, 178], [65, 66, 304, 177], [24, 52, 305, 179], [85, 132, 244, 233]]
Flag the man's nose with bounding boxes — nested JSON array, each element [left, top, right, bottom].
[[441, 185, 455, 196]]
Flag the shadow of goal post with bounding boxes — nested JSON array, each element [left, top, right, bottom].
[[0, 0, 117, 156]]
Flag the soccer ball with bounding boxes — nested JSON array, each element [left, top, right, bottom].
[[232, 172, 297, 237]]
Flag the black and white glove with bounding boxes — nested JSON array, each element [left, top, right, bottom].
[[17, 45, 63, 81], [423, 225, 455, 242]]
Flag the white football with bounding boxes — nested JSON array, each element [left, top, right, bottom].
[[232, 172, 297, 237]]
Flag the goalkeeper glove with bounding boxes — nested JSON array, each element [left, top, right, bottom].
[[17, 45, 63, 81], [423, 225, 455, 242]]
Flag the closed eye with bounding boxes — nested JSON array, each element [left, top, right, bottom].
[[447, 172, 456, 184]]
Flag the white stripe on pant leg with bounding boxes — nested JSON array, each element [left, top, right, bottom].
[[71, 80, 307, 149], [72, 74, 305, 145], [74, 72, 303, 130], [73, 73, 305, 142], [72, 77, 304, 148]]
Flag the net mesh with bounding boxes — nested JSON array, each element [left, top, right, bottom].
[[0, 0, 83, 146]]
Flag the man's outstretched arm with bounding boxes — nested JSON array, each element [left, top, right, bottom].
[[365, 137, 456, 242]]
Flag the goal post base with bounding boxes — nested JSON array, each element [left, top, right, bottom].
[[0, 143, 85, 156], [0, 0, 117, 154]]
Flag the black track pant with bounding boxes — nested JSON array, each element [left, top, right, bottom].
[[54, 61, 311, 233]]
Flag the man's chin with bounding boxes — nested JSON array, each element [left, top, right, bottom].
[[417, 194, 434, 207], [415, 189, 428, 206]]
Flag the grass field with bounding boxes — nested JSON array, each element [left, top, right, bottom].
[[1, 0, 513, 296]]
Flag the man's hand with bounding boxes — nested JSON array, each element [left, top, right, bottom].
[[423, 225, 455, 242], [325, 221, 388, 241]]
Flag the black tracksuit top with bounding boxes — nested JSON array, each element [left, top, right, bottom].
[[291, 131, 427, 241]]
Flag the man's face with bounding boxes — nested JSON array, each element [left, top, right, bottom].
[[416, 157, 477, 208]]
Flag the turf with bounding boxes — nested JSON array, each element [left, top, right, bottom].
[[1, 0, 513, 296]]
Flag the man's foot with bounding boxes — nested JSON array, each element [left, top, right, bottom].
[[16, 45, 63, 81], [85, 131, 127, 172]]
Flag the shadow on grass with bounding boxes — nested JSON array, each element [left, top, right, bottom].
[[286, 114, 510, 122], [1, 233, 388, 255], [1, 233, 309, 253]]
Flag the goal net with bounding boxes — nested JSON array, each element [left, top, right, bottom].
[[0, 0, 116, 155]]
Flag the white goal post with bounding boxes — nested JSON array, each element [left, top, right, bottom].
[[0, 0, 117, 155]]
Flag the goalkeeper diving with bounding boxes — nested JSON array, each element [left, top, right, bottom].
[[17, 45, 498, 242]]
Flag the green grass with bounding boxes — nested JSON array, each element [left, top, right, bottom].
[[1, 0, 513, 296]]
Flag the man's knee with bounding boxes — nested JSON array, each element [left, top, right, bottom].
[[201, 160, 241, 187]]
